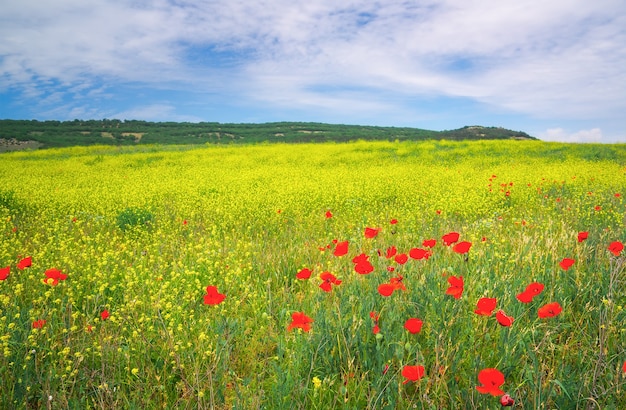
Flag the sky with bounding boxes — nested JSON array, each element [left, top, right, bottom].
[[1, 0, 625, 143]]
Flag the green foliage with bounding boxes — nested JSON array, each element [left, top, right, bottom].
[[116, 207, 155, 231], [0, 119, 536, 150]]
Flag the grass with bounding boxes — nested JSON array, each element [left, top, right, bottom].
[[0, 139, 624, 409]]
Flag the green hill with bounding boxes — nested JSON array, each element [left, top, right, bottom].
[[0, 119, 536, 150]]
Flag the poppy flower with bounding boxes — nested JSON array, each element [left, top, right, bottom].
[[370, 311, 380, 334], [296, 268, 312, 280], [500, 394, 515, 406], [32, 319, 46, 329], [559, 258, 575, 270], [44, 268, 67, 286], [385, 246, 398, 259], [101, 310, 110, 320], [474, 297, 497, 316], [422, 239, 436, 248], [401, 365, 425, 384], [594, 205, 601, 211], [516, 282, 544, 303], [538, 302, 562, 318], [495, 310, 514, 327], [0, 266, 9, 281], [445, 276, 464, 299], [442, 232, 460, 246], [377, 283, 395, 297], [453, 241, 472, 254], [404, 318, 423, 334], [370, 311, 380, 321], [622, 360, 626, 373], [390, 219, 398, 225], [372, 324, 380, 334], [353, 254, 374, 275], [364, 227, 381, 238], [608, 241, 624, 257], [394, 253, 408, 265], [409, 248, 432, 260], [389, 276, 406, 291], [287, 312, 313, 332], [325, 211, 333, 219], [17, 256, 32, 270], [577, 232, 589, 242], [203, 285, 226, 305], [333, 241, 349, 257], [319, 271, 342, 292], [476, 368, 505, 396]]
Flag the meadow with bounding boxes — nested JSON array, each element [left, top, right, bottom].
[[0, 139, 625, 409]]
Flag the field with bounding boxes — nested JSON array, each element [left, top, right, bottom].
[[0, 140, 625, 409]]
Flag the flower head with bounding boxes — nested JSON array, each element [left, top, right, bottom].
[[608, 241, 624, 257], [402, 365, 425, 384], [203, 285, 226, 305], [364, 227, 381, 239], [288, 312, 313, 332], [101, 310, 110, 321], [333, 241, 349, 257], [44, 268, 67, 286], [17, 256, 32, 270], [319, 271, 342, 292], [516, 282, 544, 303], [296, 268, 312, 280], [474, 297, 497, 316], [453, 241, 472, 254], [404, 318, 423, 334], [577, 232, 588, 243], [476, 368, 505, 396], [538, 302, 562, 318], [495, 310, 514, 327], [0, 266, 9, 281], [442, 232, 460, 246], [445, 276, 464, 299], [559, 258, 575, 270]]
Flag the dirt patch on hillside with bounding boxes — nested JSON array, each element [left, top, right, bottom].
[[0, 138, 43, 152], [121, 132, 144, 142]]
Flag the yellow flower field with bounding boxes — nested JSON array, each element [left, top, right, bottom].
[[0, 140, 624, 408]]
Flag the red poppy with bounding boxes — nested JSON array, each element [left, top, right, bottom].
[[377, 283, 395, 297], [404, 318, 423, 334], [577, 232, 589, 242], [0, 266, 9, 281], [325, 211, 333, 219], [608, 241, 624, 256], [622, 360, 626, 373], [453, 241, 472, 254], [287, 312, 313, 332], [516, 282, 544, 303], [409, 248, 432, 260], [319, 271, 342, 292], [334, 240, 349, 257], [353, 254, 374, 275], [445, 276, 464, 299], [390, 276, 406, 291], [203, 285, 226, 305], [476, 368, 505, 396], [296, 268, 312, 280], [101, 310, 110, 320], [474, 297, 497, 316], [422, 239, 436, 248], [595, 205, 601, 211], [500, 394, 515, 407], [402, 365, 425, 384], [495, 310, 514, 327], [559, 258, 575, 270], [32, 319, 46, 329], [385, 246, 398, 259], [364, 227, 381, 238], [17, 256, 32, 270], [442, 232, 460, 246], [44, 268, 67, 286], [538, 302, 562, 318], [390, 219, 398, 225], [394, 253, 408, 265], [372, 324, 380, 334], [370, 311, 380, 334]]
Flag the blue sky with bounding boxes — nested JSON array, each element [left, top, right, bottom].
[[1, 0, 625, 142]]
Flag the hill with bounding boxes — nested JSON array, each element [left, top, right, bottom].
[[0, 119, 536, 150]]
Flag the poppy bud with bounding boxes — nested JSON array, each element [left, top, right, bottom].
[[500, 394, 514, 406]]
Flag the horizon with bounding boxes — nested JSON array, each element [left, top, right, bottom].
[[1, 1, 625, 143]]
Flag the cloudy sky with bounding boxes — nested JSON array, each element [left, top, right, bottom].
[[1, 0, 625, 142]]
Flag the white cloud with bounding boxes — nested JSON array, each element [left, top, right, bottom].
[[0, 0, 625, 135], [538, 128, 605, 143]]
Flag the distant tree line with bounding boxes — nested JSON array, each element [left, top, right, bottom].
[[0, 119, 536, 149]]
